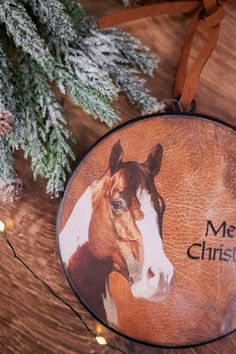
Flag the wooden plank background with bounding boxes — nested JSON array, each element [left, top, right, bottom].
[[0, 1, 235, 353]]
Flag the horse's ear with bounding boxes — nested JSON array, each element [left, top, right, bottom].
[[143, 143, 163, 177], [109, 140, 123, 174]]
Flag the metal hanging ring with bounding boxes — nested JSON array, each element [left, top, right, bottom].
[[172, 95, 197, 113]]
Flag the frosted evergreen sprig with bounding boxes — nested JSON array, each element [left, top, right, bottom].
[[47, 41, 120, 125], [52, 51, 119, 126], [62, 47, 118, 101], [78, 17, 163, 114], [61, 0, 84, 26], [0, 1, 119, 125], [30, 3, 120, 125], [15, 63, 48, 178], [0, 0, 54, 72], [0, 41, 22, 200], [0, 42, 15, 117], [106, 27, 157, 76], [23, 0, 77, 45], [0, 41, 21, 149], [0, 0, 76, 89], [11, 57, 75, 196]]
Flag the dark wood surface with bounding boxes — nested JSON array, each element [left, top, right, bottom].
[[0, 1, 235, 353]]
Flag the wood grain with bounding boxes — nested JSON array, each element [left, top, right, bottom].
[[0, 1, 235, 353]]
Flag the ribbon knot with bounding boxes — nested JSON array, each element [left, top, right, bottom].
[[204, 2, 225, 28]]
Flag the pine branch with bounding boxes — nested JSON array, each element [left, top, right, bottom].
[[0, 0, 73, 92], [52, 56, 119, 126], [61, 0, 84, 26], [23, 0, 77, 45], [61, 47, 119, 101], [0, 0, 54, 73], [0, 0, 77, 94], [45, 125, 74, 196], [111, 67, 164, 114], [78, 17, 164, 114], [30, 7, 118, 126], [9, 57, 48, 178], [35, 1, 119, 124], [0, 42, 23, 148], [9, 56, 76, 196], [0, 1, 74, 98], [106, 27, 157, 76], [0, 1, 119, 125], [0, 41, 15, 118]]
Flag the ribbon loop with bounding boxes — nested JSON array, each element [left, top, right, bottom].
[[204, 4, 225, 28]]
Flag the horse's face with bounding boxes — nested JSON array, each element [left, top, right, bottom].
[[88, 140, 174, 301]]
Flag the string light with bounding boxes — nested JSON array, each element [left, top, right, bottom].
[[95, 336, 108, 346], [5, 218, 14, 230], [0, 220, 5, 232], [0, 226, 126, 354]]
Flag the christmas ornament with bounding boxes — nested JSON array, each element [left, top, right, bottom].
[[57, 0, 235, 348], [58, 112, 236, 347]]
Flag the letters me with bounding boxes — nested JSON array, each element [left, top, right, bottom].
[[205, 220, 235, 238]]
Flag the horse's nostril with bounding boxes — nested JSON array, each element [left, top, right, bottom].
[[129, 277, 134, 286], [147, 267, 155, 279]]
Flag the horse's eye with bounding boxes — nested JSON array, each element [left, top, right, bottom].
[[111, 199, 124, 212]]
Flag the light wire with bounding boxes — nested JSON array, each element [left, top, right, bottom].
[[0, 228, 127, 354]]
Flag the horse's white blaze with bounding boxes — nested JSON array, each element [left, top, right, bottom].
[[131, 190, 174, 301], [102, 281, 118, 326], [59, 186, 92, 265]]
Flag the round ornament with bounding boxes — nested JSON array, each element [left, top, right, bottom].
[[57, 112, 236, 348]]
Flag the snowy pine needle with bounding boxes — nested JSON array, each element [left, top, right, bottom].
[[78, 17, 163, 114], [12, 57, 75, 196], [0, 42, 15, 119]]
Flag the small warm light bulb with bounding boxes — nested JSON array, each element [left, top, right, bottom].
[[5, 218, 13, 230], [95, 336, 108, 346], [0, 220, 5, 232], [96, 323, 105, 334]]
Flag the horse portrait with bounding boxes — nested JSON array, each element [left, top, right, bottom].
[[59, 140, 174, 326]]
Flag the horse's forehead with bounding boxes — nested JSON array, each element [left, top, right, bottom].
[[109, 169, 128, 191], [108, 166, 147, 194], [91, 165, 150, 206]]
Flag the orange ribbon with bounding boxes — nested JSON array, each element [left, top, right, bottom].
[[99, 0, 228, 107]]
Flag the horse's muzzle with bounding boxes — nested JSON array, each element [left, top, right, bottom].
[[130, 261, 174, 302], [148, 271, 174, 301]]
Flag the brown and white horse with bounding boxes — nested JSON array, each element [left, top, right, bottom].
[[59, 140, 174, 326]]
